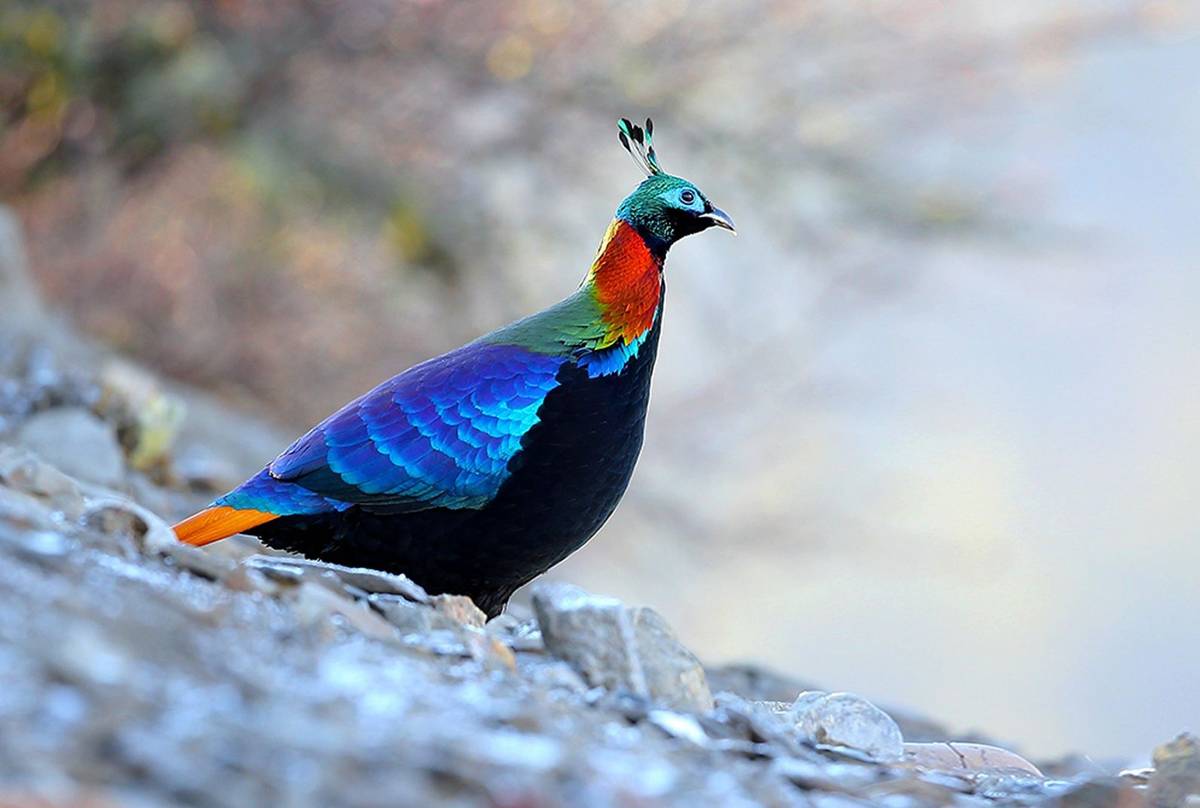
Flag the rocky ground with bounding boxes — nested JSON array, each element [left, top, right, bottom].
[[1, 209, 1197, 807]]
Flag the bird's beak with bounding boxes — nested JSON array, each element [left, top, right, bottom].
[[702, 206, 737, 235]]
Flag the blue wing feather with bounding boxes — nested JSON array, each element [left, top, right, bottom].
[[265, 342, 565, 512]]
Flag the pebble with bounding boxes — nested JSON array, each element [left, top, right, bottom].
[[791, 691, 906, 762], [647, 709, 710, 746], [431, 593, 487, 628], [158, 540, 238, 581], [82, 497, 179, 554]]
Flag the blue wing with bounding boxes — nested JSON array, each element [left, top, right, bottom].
[[261, 342, 565, 513]]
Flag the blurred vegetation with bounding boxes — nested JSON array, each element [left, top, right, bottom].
[[1, 0, 1174, 496], [2, 2, 239, 182], [4, 0, 1116, 423], [1, 0, 482, 415]]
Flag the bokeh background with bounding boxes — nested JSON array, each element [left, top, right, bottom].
[[3, 0, 1198, 761]]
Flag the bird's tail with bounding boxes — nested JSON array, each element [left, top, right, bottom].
[[173, 505, 278, 546], [174, 468, 341, 546]]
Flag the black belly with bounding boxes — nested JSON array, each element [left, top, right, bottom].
[[252, 327, 661, 617]]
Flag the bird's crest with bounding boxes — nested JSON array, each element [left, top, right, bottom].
[[617, 117, 663, 177]]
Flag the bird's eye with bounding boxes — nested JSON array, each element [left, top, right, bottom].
[[680, 190, 696, 205]]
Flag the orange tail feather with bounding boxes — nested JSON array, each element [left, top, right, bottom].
[[173, 505, 278, 547]]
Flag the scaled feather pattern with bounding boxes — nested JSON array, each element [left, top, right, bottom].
[[220, 344, 566, 515]]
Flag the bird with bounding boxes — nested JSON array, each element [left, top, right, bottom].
[[173, 118, 735, 617]]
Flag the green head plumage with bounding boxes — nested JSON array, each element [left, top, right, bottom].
[[615, 117, 736, 253]]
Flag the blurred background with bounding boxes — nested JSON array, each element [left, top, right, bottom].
[[2, 0, 1197, 761]]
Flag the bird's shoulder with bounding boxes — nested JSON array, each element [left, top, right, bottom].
[[480, 288, 610, 355]]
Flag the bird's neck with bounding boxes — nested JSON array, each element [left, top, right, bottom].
[[583, 218, 664, 348]]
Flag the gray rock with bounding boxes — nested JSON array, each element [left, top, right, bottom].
[[711, 692, 810, 753], [17, 407, 125, 487], [532, 582, 712, 713], [790, 691, 905, 762], [792, 690, 830, 715], [239, 559, 513, 667], [243, 554, 431, 602], [158, 540, 239, 581], [370, 593, 490, 638], [518, 656, 589, 695], [289, 581, 401, 644], [202, 532, 269, 564], [82, 496, 179, 554], [0, 444, 85, 506], [485, 613, 544, 651], [430, 593, 487, 628], [0, 484, 61, 534], [369, 593, 442, 634], [1149, 733, 1200, 808]]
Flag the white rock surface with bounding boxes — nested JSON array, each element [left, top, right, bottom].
[[790, 691, 905, 761]]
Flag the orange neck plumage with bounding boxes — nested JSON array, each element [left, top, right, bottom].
[[586, 219, 663, 348]]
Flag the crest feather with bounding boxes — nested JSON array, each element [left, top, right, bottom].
[[617, 117, 663, 177]]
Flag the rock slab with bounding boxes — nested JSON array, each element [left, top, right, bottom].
[[532, 582, 713, 713], [904, 741, 1043, 776]]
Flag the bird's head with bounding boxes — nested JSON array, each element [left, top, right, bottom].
[[614, 118, 736, 254]]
